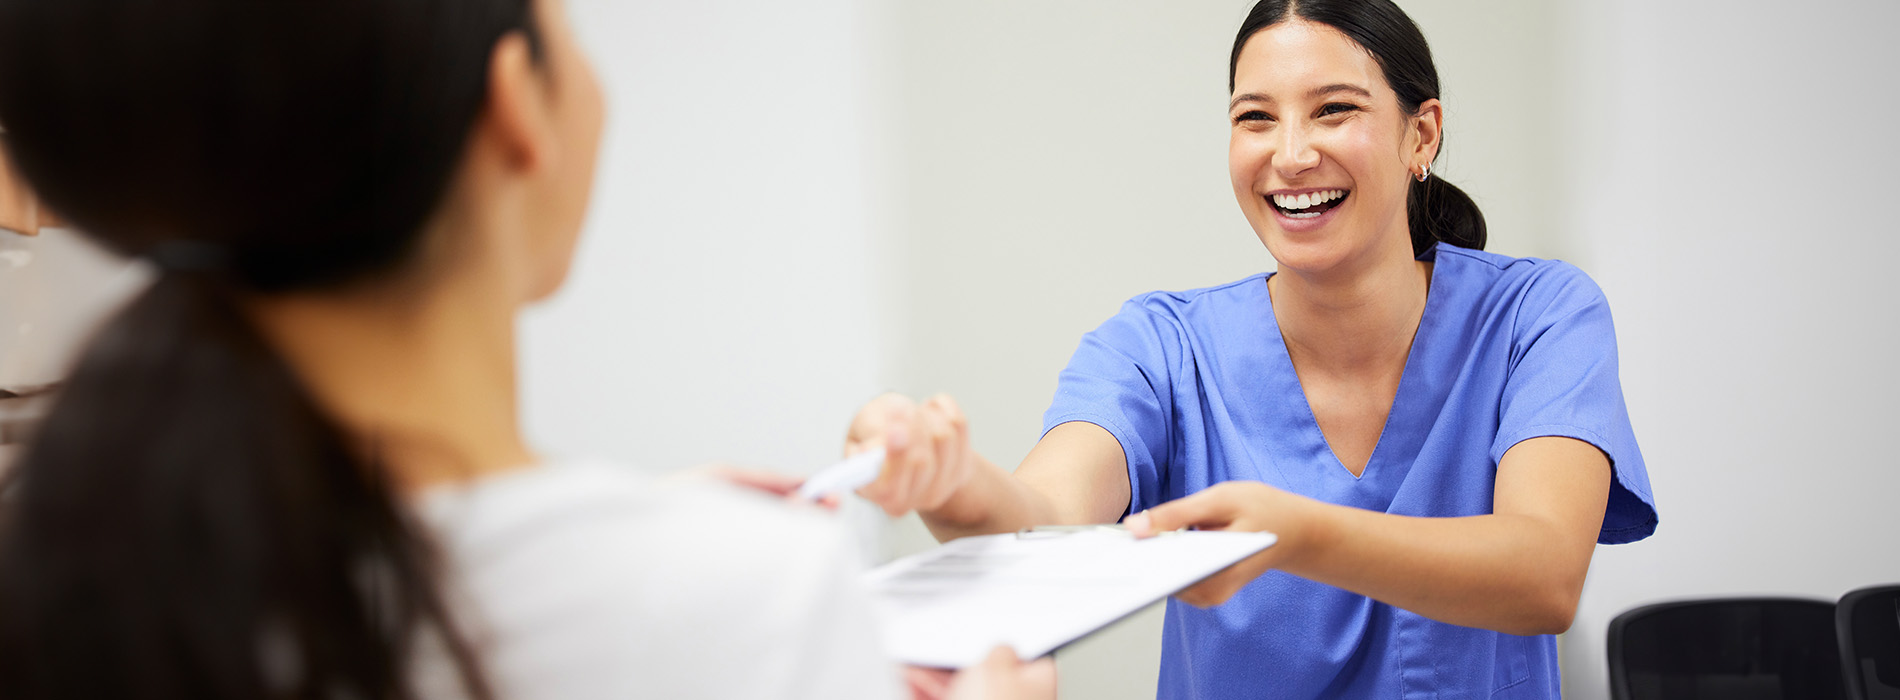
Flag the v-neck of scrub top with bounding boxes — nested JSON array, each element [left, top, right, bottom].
[[1259, 257, 1442, 493]]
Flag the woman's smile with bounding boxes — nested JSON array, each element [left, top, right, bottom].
[[1268, 187, 1351, 232]]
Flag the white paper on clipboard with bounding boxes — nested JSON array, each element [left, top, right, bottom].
[[863, 529, 1276, 668]]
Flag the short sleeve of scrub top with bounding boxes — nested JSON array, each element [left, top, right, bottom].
[[1041, 243, 1657, 700]]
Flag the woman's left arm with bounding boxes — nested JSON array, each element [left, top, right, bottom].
[[1126, 435, 1611, 636]]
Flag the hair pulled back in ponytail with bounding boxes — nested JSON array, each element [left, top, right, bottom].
[[0, 274, 469, 698], [0, 0, 541, 697], [1231, 0, 1487, 257]]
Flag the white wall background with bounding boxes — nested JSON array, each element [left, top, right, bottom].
[[4, 0, 1894, 698], [525, 0, 893, 479], [1555, 0, 1900, 697]]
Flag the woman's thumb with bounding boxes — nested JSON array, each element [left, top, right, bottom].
[[1124, 491, 1224, 537]]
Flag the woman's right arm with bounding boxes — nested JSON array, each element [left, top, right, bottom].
[[846, 393, 1130, 541]]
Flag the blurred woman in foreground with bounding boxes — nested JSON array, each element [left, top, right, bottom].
[[0, 0, 1049, 697]]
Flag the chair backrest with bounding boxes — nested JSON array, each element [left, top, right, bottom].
[[1608, 597, 1843, 700], [1837, 585, 1900, 700]]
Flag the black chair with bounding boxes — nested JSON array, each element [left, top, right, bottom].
[[1609, 597, 1844, 700], [1838, 585, 1900, 700]]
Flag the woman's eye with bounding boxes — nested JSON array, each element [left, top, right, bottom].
[[1318, 103, 1358, 117], [1233, 110, 1272, 124]]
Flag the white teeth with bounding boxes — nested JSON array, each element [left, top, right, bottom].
[[1271, 189, 1346, 211]]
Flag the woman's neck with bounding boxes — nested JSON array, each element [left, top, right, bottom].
[[1269, 244, 1432, 378], [248, 263, 536, 493]]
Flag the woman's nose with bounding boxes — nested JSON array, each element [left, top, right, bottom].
[[1275, 124, 1321, 177]]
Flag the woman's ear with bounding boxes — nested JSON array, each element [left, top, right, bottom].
[[1410, 98, 1444, 169], [478, 32, 554, 175]]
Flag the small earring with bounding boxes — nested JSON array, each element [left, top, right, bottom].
[[1415, 162, 1431, 183]]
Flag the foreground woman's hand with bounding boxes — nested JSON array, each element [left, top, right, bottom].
[[904, 647, 1057, 700], [844, 392, 979, 517], [1123, 480, 1320, 607], [682, 463, 842, 511]]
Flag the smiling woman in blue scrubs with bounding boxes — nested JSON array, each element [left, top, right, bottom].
[[842, 0, 1657, 698]]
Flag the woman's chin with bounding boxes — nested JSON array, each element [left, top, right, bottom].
[[1259, 234, 1356, 276]]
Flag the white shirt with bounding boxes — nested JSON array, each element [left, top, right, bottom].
[[413, 459, 900, 700]]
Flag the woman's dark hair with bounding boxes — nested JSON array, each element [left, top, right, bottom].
[[0, 0, 541, 697], [1230, 0, 1486, 257]]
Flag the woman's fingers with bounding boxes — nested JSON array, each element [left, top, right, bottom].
[[946, 647, 1057, 700], [684, 463, 802, 497], [1125, 482, 1287, 608], [809, 492, 843, 512], [846, 396, 909, 513], [865, 401, 932, 516], [926, 395, 971, 510], [889, 401, 927, 509], [1019, 657, 1057, 698], [1125, 486, 1239, 537], [707, 465, 803, 497], [683, 464, 843, 511], [853, 393, 980, 517], [919, 396, 959, 508], [846, 392, 915, 455], [904, 665, 955, 700], [856, 407, 903, 512]]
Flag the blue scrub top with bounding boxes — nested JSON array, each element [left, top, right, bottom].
[[1042, 244, 1658, 700]]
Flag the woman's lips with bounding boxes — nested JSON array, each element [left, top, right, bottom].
[[1267, 190, 1348, 233]]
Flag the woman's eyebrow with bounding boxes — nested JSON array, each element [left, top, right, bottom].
[[1310, 83, 1372, 99], [1229, 84, 1372, 110], [1229, 93, 1272, 109]]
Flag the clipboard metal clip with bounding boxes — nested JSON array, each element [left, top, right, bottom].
[[1014, 524, 1128, 540], [1014, 523, 1191, 539]]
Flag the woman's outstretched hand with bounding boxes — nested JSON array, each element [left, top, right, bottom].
[[845, 392, 978, 517], [1123, 481, 1316, 607], [680, 464, 842, 511]]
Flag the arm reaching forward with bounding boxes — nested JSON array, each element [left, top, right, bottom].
[[1126, 436, 1611, 635]]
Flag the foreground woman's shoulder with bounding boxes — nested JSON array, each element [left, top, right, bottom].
[[416, 460, 896, 700], [420, 459, 862, 595]]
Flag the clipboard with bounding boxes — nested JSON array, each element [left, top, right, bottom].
[[863, 527, 1276, 668]]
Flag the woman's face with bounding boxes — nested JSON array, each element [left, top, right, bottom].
[[1228, 19, 1437, 276]]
